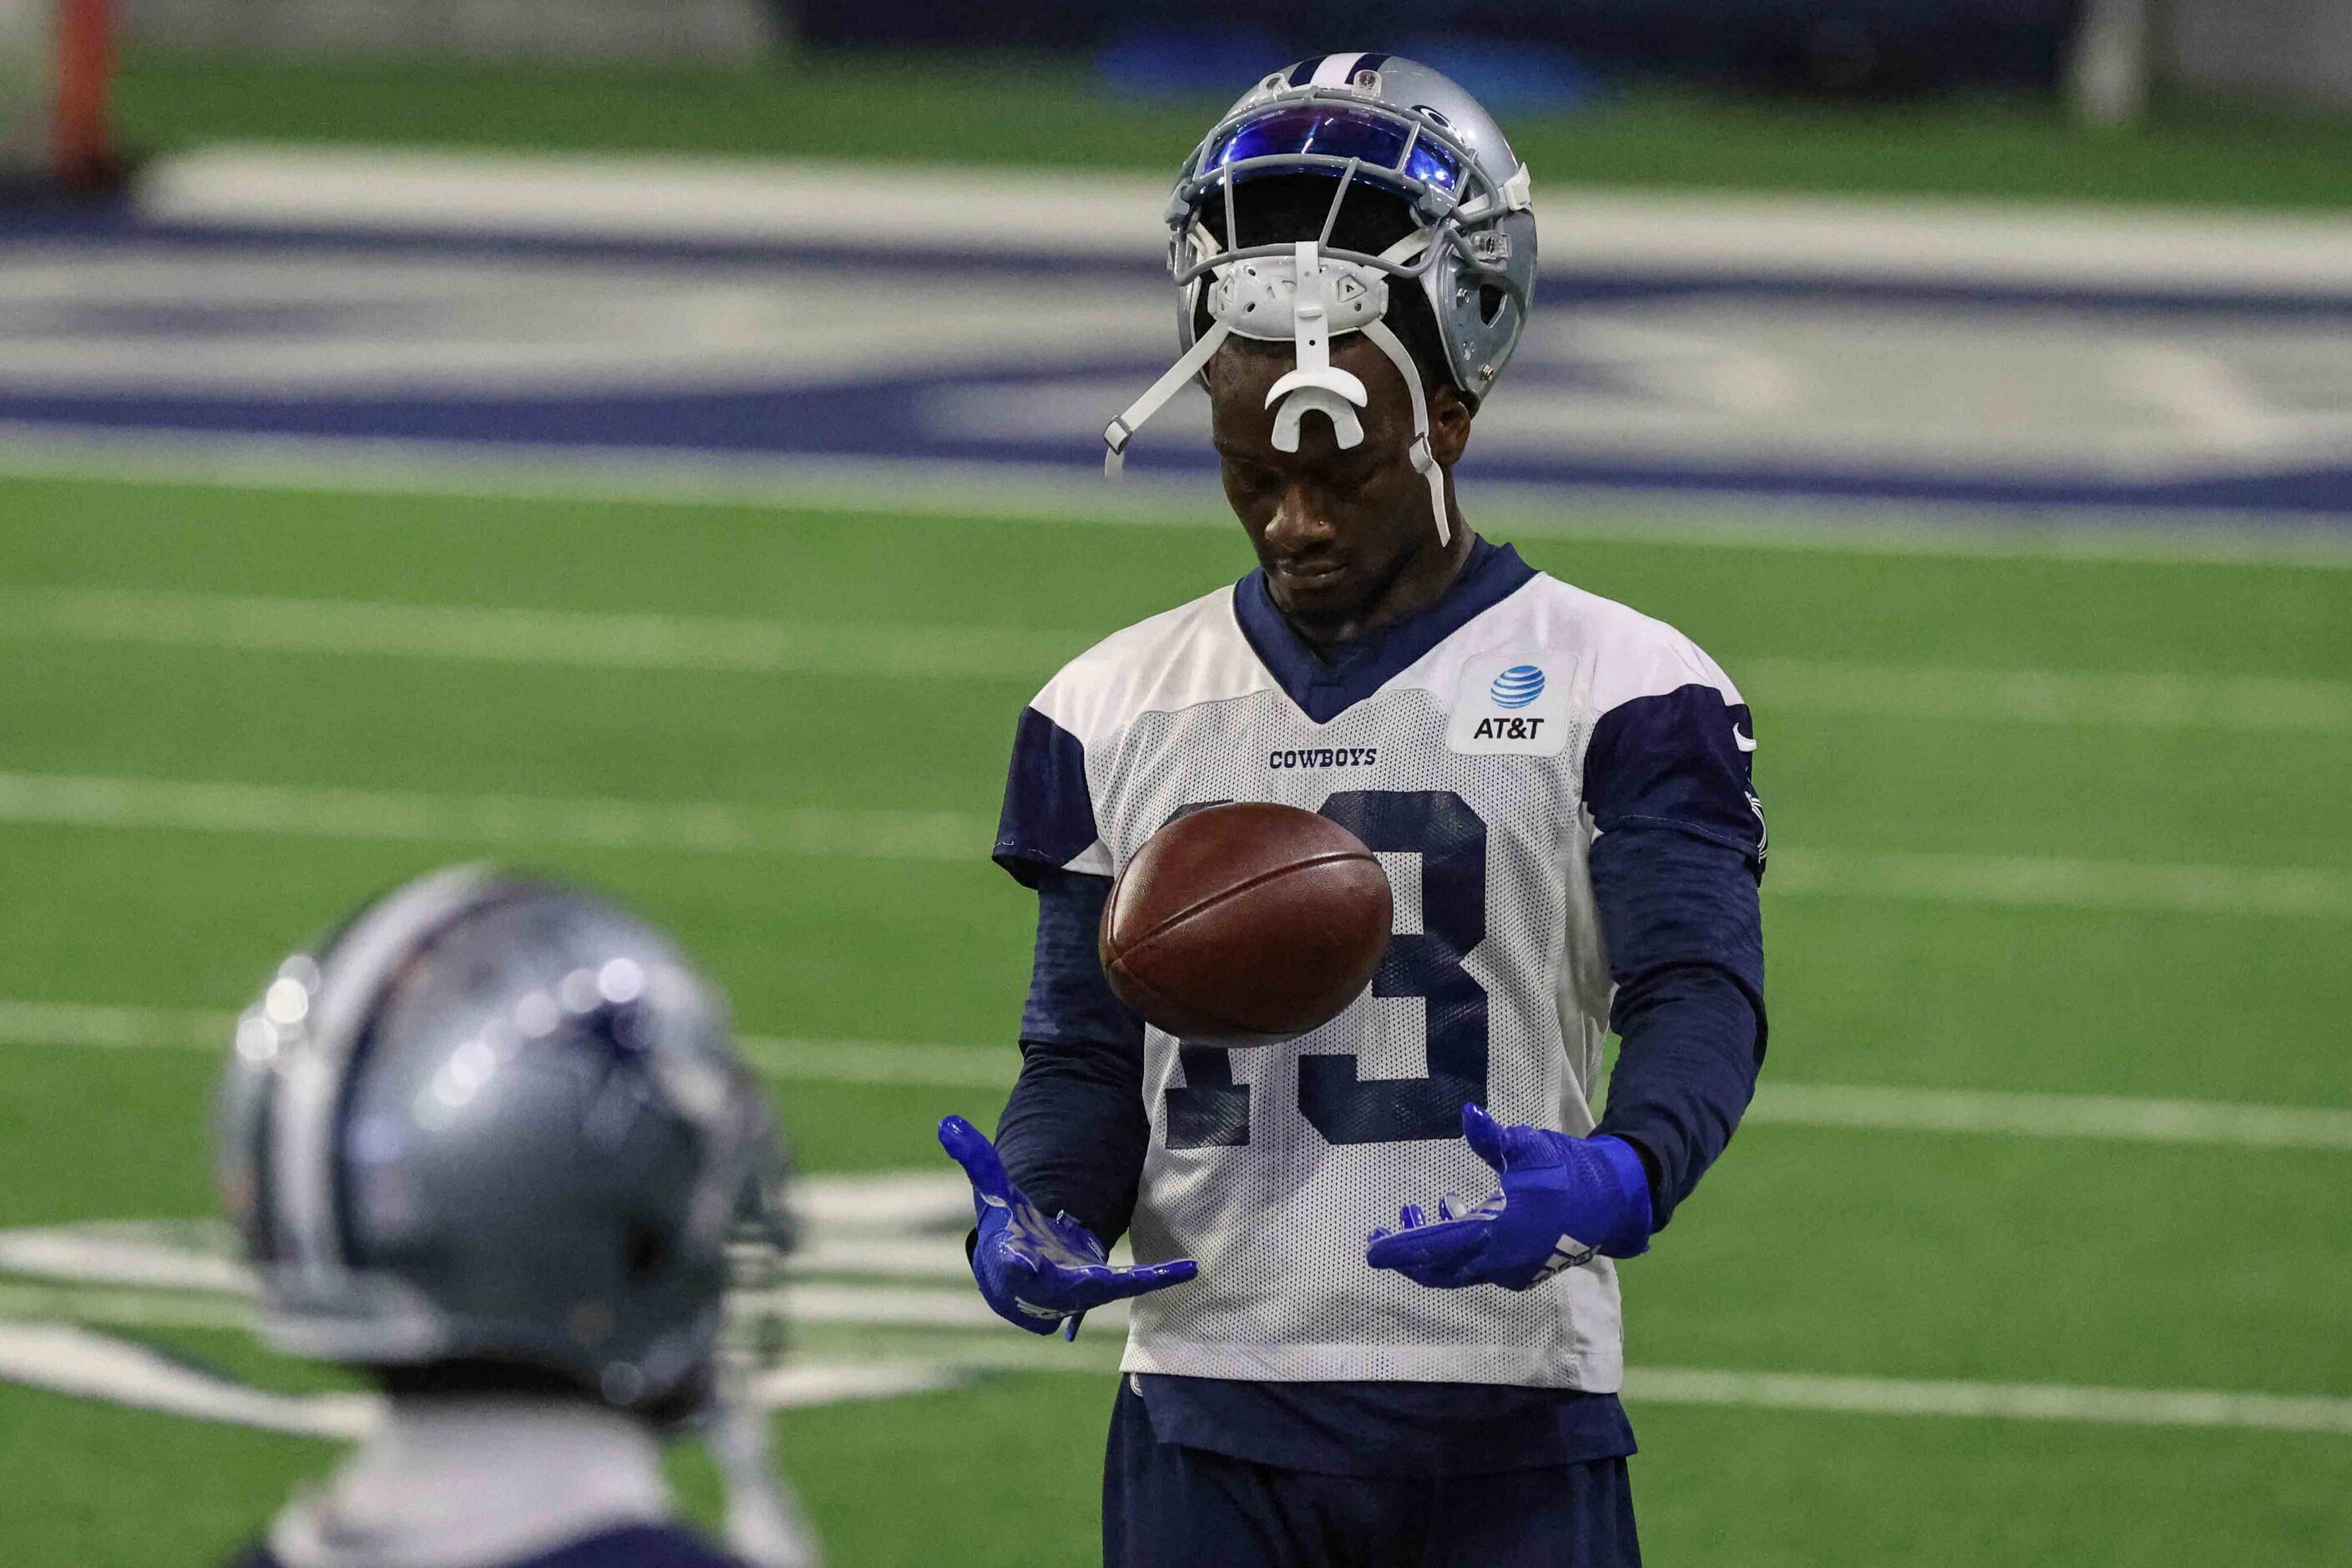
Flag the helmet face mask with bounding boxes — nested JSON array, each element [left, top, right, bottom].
[[1104, 54, 1537, 544]]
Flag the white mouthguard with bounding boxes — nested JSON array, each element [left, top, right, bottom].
[[1264, 240, 1371, 453]]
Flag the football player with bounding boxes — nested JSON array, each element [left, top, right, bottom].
[[215, 866, 817, 1568], [938, 53, 1768, 1567]]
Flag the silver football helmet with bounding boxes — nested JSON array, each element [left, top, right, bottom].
[[215, 864, 787, 1412], [1104, 51, 1539, 544]]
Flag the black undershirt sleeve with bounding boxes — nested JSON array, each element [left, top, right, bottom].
[[989, 869, 1151, 1244]]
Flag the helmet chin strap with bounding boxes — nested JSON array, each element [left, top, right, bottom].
[[1361, 315, 1451, 547], [1105, 236, 1450, 546], [1103, 321, 1231, 479]]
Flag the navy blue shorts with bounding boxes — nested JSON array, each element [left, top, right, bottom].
[[1103, 1381, 1641, 1568]]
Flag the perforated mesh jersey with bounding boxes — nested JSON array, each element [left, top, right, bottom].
[[1105, 682, 1616, 1385]]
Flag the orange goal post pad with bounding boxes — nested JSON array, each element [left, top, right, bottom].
[[2, 0, 117, 191]]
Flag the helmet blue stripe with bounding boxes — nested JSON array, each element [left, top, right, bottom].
[[1286, 58, 1319, 88], [249, 1067, 281, 1262]]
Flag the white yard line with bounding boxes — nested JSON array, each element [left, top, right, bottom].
[[0, 587, 1078, 683], [0, 771, 981, 862], [4, 585, 2345, 736], [763, 1283, 1010, 1331], [736, 1035, 1014, 1090], [1746, 1083, 2352, 1152], [0, 999, 1024, 1084], [1736, 657, 2352, 736], [742, 1360, 968, 1409], [1, 769, 2344, 919], [1768, 847, 2352, 919], [7, 999, 2348, 1152], [0, 429, 1228, 527], [1622, 1366, 2352, 1435], [7, 431, 2352, 570], [0, 1000, 236, 1052]]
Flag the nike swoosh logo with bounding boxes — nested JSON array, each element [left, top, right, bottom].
[[1733, 726, 1758, 752]]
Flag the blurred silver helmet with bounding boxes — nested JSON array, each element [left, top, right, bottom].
[[215, 865, 787, 1415], [1103, 52, 1538, 544]]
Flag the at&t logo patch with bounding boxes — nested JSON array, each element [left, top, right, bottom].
[[1448, 656, 1571, 756]]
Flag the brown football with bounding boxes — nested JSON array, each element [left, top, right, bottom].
[[1099, 802, 1393, 1049]]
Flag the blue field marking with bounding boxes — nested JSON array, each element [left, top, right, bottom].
[[7, 205, 2352, 524]]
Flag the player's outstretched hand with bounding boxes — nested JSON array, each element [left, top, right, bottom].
[[938, 1115, 1198, 1339], [1364, 1105, 1653, 1292]]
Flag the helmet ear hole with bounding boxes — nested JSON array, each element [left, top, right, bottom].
[[624, 1219, 668, 1282], [1479, 285, 1507, 326]]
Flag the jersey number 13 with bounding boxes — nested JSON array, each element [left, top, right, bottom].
[[1164, 789, 1490, 1150]]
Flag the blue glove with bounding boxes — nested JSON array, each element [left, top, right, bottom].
[[938, 1115, 1197, 1339], [1364, 1105, 1653, 1292]]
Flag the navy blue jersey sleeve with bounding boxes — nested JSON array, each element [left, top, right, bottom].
[[1583, 683, 1766, 870], [992, 869, 1151, 1244], [1583, 683, 1768, 1232], [993, 706, 1101, 888]]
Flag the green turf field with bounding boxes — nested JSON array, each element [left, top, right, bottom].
[[2, 472, 2349, 1565], [114, 49, 2352, 211]]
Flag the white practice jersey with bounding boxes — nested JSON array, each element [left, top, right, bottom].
[[993, 541, 1761, 1392]]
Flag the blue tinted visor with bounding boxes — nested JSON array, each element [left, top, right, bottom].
[[1202, 105, 1464, 195]]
